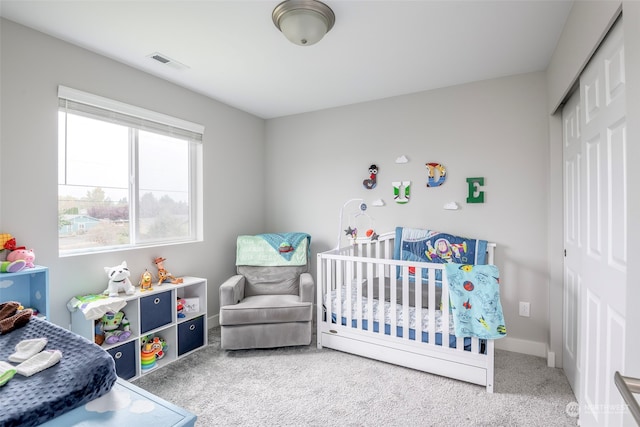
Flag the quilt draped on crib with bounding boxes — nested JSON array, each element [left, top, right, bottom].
[[444, 263, 507, 339], [394, 226, 488, 283]]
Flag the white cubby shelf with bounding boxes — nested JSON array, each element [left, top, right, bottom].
[[71, 276, 208, 380]]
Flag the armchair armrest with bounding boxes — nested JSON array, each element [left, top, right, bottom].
[[219, 275, 246, 307], [299, 272, 314, 303]]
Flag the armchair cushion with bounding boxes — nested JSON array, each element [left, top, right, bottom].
[[219, 295, 312, 326], [238, 264, 308, 297]]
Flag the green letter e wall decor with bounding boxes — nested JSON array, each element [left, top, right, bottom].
[[466, 177, 485, 203]]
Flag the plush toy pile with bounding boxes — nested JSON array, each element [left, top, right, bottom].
[[0, 234, 35, 274]]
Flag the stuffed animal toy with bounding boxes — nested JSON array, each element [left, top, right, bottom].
[[0, 260, 26, 273], [177, 297, 186, 318], [153, 257, 183, 286], [94, 320, 105, 346], [99, 311, 131, 345], [0, 234, 13, 261], [138, 269, 153, 292], [103, 261, 136, 297], [7, 248, 35, 268]]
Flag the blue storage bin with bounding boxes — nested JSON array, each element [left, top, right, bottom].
[[140, 291, 172, 333], [107, 340, 136, 380], [178, 316, 204, 356]]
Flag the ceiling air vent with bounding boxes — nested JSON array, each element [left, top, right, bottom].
[[147, 52, 189, 70], [151, 53, 170, 64]]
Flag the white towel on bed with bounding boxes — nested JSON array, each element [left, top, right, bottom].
[[16, 350, 62, 377], [9, 338, 48, 363]]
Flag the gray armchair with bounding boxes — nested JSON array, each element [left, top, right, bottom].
[[219, 234, 314, 350]]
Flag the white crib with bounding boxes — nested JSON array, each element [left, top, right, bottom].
[[316, 231, 497, 392]]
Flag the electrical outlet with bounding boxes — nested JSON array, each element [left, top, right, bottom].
[[519, 301, 530, 317]]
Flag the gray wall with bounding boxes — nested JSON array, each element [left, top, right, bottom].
[[0, 18, 266, 327], [266, 72, 551, 355]]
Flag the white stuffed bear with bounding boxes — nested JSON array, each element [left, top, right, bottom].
[[103, 261, 136, 297]]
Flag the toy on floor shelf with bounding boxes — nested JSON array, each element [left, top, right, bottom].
[[177, 298, 186, 318], [153, 257, 183, 286], [141, 335, 166, 370], [103, 261, 135, 297], [1, 235, 36, 269], [139, 269, 153, 291], [7, 248, 35, 268], [97, 310, 131, 345], [140, 345, 157, 370], [0, 260, 26, 273]]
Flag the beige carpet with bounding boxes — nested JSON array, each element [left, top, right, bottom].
[[134, 327, 578, 426]]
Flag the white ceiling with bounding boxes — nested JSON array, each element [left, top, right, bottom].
[[0, 0, 574, 119]]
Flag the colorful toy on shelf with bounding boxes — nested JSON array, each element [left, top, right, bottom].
[[140, 344, 157, 371], [177, 298, 186, 318], [141, 334, 166, 370], [99, 310, 131, 345], [2, 236, 35, 268], [153, 257, 183, 286], [7, 248, 35, 268], [94, 320, 105, 346], [1, 234, 14, 261], [138, 269, 153, 292], [103, 261, 136, 297], [0, 259, 26, 273]]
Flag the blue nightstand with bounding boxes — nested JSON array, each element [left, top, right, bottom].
[[39, 378, 196, 426]]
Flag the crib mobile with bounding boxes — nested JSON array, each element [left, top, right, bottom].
[[336, 198, 377, 249]]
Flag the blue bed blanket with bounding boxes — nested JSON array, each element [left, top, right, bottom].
[[0, 316, 117, 427]]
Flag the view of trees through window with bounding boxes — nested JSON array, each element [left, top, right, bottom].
[[58, 103, 196, 254], [58, 186, 190, 251]]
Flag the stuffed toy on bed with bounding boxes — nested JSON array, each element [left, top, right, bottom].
[[103, 261, 135, 297]]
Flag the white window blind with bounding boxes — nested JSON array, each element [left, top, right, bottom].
[[58, 86, 204, 142]]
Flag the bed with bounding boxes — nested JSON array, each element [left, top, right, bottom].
[[0, 315, 118, 427], [316, 227, 502, 392]]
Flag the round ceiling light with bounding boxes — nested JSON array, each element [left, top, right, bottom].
[[272, 0, 335, 46]]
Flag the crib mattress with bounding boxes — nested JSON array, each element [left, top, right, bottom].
[[0, 316, 117, 427], [326, 284, 471, 349]]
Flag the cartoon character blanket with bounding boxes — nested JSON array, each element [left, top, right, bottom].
[[236, 233, 310, 266], [393, 227, 488, 282], [444, 263, 507, 339]]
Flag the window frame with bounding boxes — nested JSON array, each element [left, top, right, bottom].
[[58, 86, 204, 256]]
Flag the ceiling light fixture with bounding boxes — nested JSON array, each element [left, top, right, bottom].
[[272, 0, 335, 46]]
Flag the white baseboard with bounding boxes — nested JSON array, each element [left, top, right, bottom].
[[495, 336, 547, 358], [547, 350, 556, 368]]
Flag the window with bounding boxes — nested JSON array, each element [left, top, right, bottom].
[[58, 86, 203, 255]]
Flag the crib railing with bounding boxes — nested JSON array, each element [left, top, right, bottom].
[[318, 246, 485, 354]]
